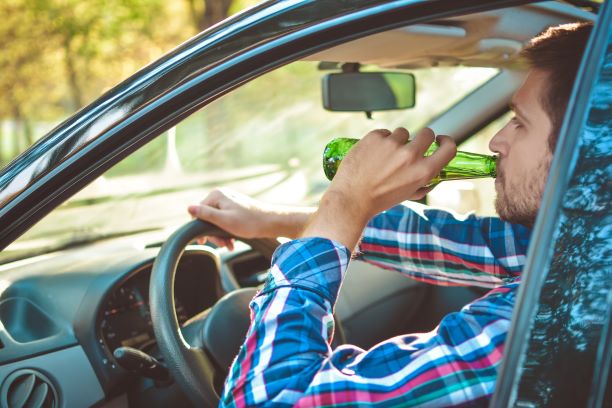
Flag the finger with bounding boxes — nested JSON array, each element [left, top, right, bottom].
[[188, 204, 222, 223], [208, 236, 228, 248], [408, 128, 436, 156], [197, 236, 208, 245], [208, 236, 236, 251], [425, 135, 456, 170], [367, 128, 392, 137], [200, 195, 219, 208], [409, 186, 434, 201], [200, 187, 227, 207], [388, 127, 410, 145]]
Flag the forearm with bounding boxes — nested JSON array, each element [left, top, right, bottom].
[[357, 202, 531, 287], [220, 238, 351, 407], [221, 287, 332, 407], [266, 205, 315, 239]]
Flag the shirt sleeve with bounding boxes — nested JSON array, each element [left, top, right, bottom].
[[220, 238, 518, 408], [358, 202, 531, 288]]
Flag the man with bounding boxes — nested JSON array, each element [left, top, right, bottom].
[[188, 22, 592, 407]]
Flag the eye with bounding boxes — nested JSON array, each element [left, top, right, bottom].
[[510, 116, 523, 128]]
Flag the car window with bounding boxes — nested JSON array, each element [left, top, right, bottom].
[[2, 61, 497, 263]]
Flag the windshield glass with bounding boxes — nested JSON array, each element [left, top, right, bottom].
[[1, 61, 497, 263]]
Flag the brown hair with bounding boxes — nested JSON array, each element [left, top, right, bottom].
[[520, 22, 593, 151]]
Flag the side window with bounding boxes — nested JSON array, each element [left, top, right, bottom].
[[148, 61, 497, 206], [427, 112, 513, 216], [3, 61, 499, 263]]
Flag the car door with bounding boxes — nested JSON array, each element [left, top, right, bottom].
[[492, 1, 611, 407]]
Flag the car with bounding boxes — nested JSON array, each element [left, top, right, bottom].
[[0, 0, 609, 407]]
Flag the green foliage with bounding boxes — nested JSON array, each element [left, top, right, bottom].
[[0, 0, 197, 164], [0, 0, 262, 165]]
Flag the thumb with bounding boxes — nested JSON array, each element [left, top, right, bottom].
[[188, 204, 222, 223]]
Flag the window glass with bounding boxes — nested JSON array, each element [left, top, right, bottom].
[[3, 61, 498, 263]]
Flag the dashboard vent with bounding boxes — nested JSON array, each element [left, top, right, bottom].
[[1, 369, 58, 408]]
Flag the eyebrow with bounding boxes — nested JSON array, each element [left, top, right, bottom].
[[509, 101, 531, 125]]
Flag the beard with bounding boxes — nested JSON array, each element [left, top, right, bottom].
[[495, 157, 551, 228]]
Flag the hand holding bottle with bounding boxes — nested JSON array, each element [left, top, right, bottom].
[[303, 128, 456, 250]]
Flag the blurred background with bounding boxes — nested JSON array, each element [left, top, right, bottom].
[[0, 0, 259, 166], [1, 0, 505, 262]]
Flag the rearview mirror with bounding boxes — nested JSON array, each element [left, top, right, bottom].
[[322, 72, 416, 112]]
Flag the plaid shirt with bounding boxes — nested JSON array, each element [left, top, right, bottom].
[[220, 202, 531, 407]]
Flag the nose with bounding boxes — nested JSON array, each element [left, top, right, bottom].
[[489, 126, 507, 156]]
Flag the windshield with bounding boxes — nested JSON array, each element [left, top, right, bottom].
[[1, 61, 497, 263]]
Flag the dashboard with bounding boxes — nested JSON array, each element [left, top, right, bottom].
[[0, 238, 225, 407], [0, 233, 469, 408]]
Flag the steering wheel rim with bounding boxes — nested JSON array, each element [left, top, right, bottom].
[[149, 219, 279, 407]]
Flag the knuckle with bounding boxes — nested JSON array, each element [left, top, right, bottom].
[[213, 188, 227, 198], [402, 148, 417, 162], [367, 128, 391, 138], [401, 145, 419, 160], [439, 135, 457, 151], [417, 167, 435, 183], [205, 189, 221, 201], [394, 127, 409, 137], [420, 127, 435, 139]]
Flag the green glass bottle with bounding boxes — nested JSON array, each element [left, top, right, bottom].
[[323, 137, 497, 187]]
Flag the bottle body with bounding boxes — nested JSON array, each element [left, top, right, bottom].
[[323, 137, 497, 186]]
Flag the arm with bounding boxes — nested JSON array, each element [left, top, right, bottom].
[[188, 128, 448, 247], [188, 189, 530, 289], [300, 127, 528, 288], [220, 128, 510, 406], [358, 201, 531, 288], [221, 238, 518, 407], [187, 188, 315, 249]]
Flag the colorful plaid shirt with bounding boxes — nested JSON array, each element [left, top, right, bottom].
[[220, 202, 531, 407]]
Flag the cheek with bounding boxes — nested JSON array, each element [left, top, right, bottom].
[[508, 132, 550, 172]]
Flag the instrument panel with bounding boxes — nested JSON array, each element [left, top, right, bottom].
[[97, 252, 222, 359], [99, 271, 188, 353]]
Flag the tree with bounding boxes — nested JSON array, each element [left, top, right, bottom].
[[0, 1, 60, 160], [0, 0, 182, 164], [0, 0, 258, 165], [186, 0, 232, 31], [186, 0, 260, 32]]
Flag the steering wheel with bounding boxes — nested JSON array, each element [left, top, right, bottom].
[[149, 220, 345, 407]]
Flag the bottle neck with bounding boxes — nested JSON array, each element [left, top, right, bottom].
[[439, 151, 497, 180]]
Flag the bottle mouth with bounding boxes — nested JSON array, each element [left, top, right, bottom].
[[490, 155, 498, 178]]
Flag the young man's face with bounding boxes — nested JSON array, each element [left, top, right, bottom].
[[489, 69, 554, 227]]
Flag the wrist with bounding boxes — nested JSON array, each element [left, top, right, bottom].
[[323, 188, 372, 225], [302, 189, 369, 250], [264, 206, 315, 239]]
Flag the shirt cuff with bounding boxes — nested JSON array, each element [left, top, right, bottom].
[[261, 237, 351, 304]]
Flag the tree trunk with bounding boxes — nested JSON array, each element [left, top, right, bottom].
[[63, 37, 83, 110], [188, 0, 232, 31], [23, 118, 34, 147], [186, 0, 201, 30], [203, 0, 232, 29], [10, 103, 27, 155]]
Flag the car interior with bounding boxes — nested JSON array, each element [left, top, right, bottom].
[[0, 2, 596, 407]]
